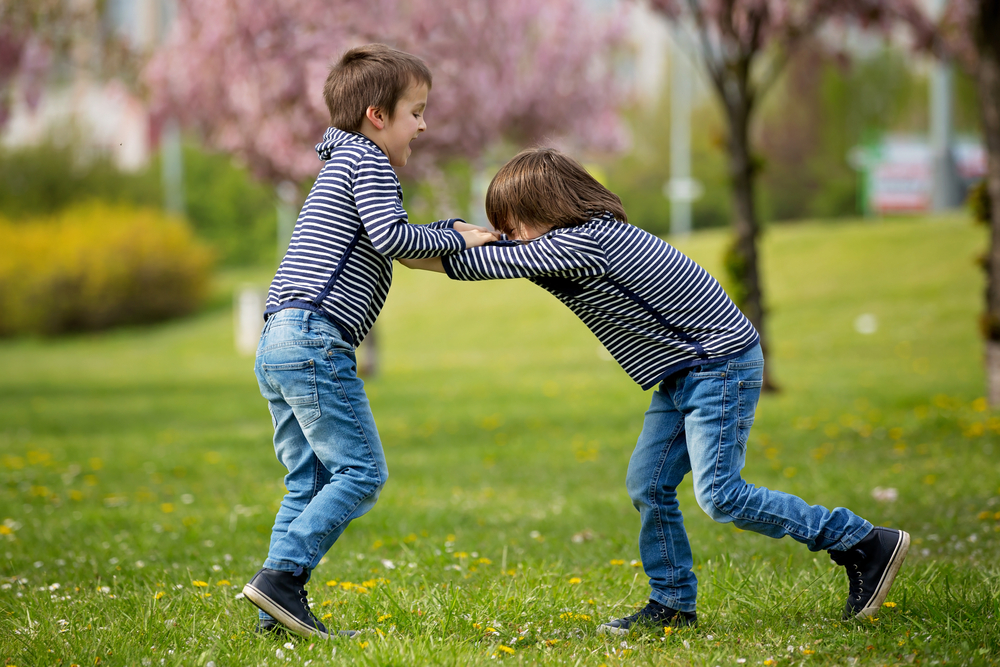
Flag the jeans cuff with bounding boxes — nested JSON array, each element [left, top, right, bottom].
[[828, 520, 875, 551], [649, 589, 696, 614], [263, 557, 305, 573]]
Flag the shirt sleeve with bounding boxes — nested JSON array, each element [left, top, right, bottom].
[[354, 152, 466, 258], [441, 230, 608, 281]]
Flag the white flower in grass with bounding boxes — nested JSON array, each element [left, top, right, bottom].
[[871, 487, 898, 503], [276, 649, 285, 659], [283, 642, 295, 650]]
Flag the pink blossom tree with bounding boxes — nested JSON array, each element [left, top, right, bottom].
[[143, 0, 627, 185], [647, 0, 934, 390], [0, 0, 139, 131]]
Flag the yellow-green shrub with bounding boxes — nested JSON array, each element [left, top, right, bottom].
[[0, 203, 214, 335]]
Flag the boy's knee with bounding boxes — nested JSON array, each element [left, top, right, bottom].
[[625, 467, 648, 507], [695, 488, 735, 524]]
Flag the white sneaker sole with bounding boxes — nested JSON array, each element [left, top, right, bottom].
[[243, 583, 330, 639], [596, 623, 629, 636], [855, 530, 910, 618]]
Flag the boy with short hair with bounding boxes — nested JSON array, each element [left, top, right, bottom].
[[242, 43, 496, 639]]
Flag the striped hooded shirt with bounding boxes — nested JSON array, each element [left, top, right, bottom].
[[441, 213, 759, 390], [264, 128, 466, 345]]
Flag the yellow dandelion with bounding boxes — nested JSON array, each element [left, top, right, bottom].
[[979, 511, 993, 520], [496, 645, 515, 655], [544, 639, 560, 646], [477, 557, 492, 564], [322, 613, 333, 620], [664, 627, 673, 636], [361, 579, 379, 588], [609, 559, 625, 565], [326, 580, 339, 587], [202, 593, 211, 598], [154, 591, 164, 600], [191, 580, 208, 587], [802, 649, 815, 655], [454, 552, 469, 558], [473, 622, 482, 629], [883, 601, 896, 608], [378, 613, 392, 622], [216, 580, 230, 586], [764, 661, 775, 666], [160, 503, 174, 514], [568, 577, 582, 584], [321, 600, 333, 607], [486, 627, 497, 633], [339, 581, 354, 590], [358, 641, 369, 649], [0, 526, 11, 535]]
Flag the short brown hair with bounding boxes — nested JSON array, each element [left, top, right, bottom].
[[323, 44, 432, 132], [485, 148, 627, 237]]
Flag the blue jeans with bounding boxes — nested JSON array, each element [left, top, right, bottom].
[[254, 308, 387, 576], [626, 343, 872, 612]]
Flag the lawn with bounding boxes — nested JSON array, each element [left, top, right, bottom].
[[1, 215, 998, 666]]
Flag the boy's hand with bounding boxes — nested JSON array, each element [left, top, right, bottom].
[[452, 221, 490, 233], [459, 227, 500, 248]]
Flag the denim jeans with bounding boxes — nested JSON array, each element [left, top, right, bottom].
[[254, 308, 387, 576], [626, 343, 872, 612]]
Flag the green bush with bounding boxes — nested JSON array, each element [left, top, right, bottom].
[[0, 141, 277, 267], [0, 203, 214, 336]]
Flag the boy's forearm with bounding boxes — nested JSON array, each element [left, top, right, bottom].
[[397, 257, 446, 273]]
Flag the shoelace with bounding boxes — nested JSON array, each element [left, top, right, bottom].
[[830, 549, 867, 603], [296, 587, 324, 626]]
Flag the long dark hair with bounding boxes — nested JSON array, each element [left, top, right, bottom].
[[485, 148, 627, 237]]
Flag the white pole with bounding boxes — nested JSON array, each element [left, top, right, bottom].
[[160, 118, 185, 216], [669, 38, 693, 236]]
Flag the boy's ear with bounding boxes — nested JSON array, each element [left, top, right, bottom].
[[365, 106, 385, 130]]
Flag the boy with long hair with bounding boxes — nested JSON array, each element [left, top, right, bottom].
[[400, 147, 908, 633]]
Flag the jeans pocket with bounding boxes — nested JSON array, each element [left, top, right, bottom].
[[261, 359, 322, 428], [736, 379, 763, 444]]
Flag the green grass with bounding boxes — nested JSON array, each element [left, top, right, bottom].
[[2, 215, 999, 666]]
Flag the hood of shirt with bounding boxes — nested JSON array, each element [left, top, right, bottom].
[[315, 127, 378, 161]]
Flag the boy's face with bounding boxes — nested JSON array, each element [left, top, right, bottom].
[[382, 81, 428, 167]]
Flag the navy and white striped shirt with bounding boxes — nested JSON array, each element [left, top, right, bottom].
[[441, 214, 759, 389], [265, 128, 466, 346]]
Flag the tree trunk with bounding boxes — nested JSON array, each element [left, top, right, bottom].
[[974, 1, 1000, 406], [724, 98, 778, 391]]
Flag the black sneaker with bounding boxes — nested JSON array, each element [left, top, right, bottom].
[[597, 599, 697, 636], [829, 527, 910, 620], [243, 567, 329, 639]]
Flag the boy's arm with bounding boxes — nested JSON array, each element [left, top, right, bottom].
[[440, 233, 608, 282], [397, 257, 446, 273], [355, 153, 495, 257]]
